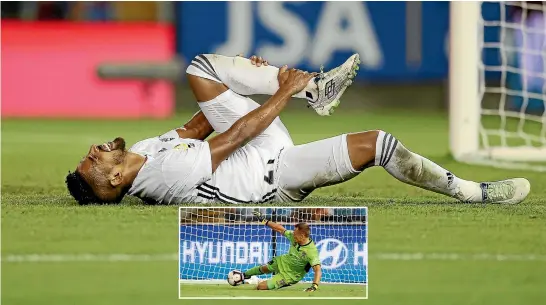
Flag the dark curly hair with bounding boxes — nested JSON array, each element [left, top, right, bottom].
[[66, 171, 129, 205], [65, 171, 102, 205]]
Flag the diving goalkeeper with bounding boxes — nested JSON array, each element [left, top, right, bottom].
[[243, 211, 322, 292]]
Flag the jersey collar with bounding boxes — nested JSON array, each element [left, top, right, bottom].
[[298, 238, 313, 247]]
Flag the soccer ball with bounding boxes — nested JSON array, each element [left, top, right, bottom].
[[227, 270, 244, 286]]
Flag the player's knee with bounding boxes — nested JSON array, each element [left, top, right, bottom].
[[346, 130, 381, 171], [348, 130, 381, 148], [256, 281, 269, 290], [186, 55, 228, 102], [187, 54, 218, 78], [190, 54, 213, 66]]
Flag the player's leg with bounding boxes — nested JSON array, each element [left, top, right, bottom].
[[258, 273, 293, 290], [187, 54, 360, 116], [195, 89, 294, 146], [276, 134, 360, 201], [186, 63, 293, 147], [244, 264, 272, 279], [251, 259, 292, 291], [256, 281, 269, 290], [187, 54, 317, 102], [244, 260, 280, 290], [277, 131, 530, 204]]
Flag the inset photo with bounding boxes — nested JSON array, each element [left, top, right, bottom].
[[178, 206, 367, 299]]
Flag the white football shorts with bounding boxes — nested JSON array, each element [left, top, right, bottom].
[[197, 89, 360, 203]]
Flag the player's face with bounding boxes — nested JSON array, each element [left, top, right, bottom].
[[293, 227, 307, 244], [76, 137, 127, 189]]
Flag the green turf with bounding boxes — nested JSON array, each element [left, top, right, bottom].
[[179, 283, 367, 299], [2, 110, 546, 305]]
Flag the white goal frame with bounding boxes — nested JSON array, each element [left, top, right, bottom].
[[450, 1, 546, 172]]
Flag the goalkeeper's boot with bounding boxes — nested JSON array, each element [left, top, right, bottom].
[[308, 53, 360, 116], [480, 178, 530, 204]]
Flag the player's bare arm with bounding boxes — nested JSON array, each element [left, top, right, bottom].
[[175, 111, 214, 140], [206, 67, 315, 172], [305, 265, 322, 292]]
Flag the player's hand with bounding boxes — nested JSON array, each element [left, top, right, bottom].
[[277, 66, 317, 95], [304, 283, 318, 292], [253, 210, 269, 225], [236, 54, 269, 67], [249, 55, 268, 67]]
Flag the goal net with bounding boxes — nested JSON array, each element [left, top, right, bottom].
[[179, 207, 367, 286], [450, 1, 546, 171]]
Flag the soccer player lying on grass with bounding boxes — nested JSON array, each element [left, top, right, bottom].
[[242, 211, 321, 291], [66, 53, 531, 205]]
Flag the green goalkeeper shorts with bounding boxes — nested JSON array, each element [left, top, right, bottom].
[[266, 273, 296, 290], [265, 258, 297, 290]]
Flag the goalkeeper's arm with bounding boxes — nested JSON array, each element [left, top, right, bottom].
[[253, 211, 286, 234], [304, 265, 322, 292]]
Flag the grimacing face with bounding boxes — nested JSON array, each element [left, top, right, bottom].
[[76, 137, 127, 195]]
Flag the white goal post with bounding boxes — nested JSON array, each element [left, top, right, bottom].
[[450, 1, 546, 172]]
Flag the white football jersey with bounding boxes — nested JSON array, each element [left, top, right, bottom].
[[127, 130, 280, 204]]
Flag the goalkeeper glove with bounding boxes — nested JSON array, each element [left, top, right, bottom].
[[304, 283, 318, 292], [253, 211, 269, 225]]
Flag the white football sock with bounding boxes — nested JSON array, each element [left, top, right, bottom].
[[374, 131, 482, 202], [186, 54, 318, 102]]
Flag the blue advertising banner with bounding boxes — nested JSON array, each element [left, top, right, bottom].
[[176, 2, 507, 82], [179, 224, 367, 284]]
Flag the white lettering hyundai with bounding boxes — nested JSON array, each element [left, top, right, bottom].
[[181, 241, 270, 265]]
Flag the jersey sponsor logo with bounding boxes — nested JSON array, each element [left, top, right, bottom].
[[316, 238, 348, 269], [174, 143, 195, 151]]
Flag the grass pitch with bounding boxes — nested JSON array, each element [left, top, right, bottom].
[[179, 282, 367, 299], [2, 110, 546, 305]]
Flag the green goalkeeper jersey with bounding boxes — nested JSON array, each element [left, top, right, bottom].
[[274, 230, 321, 282]]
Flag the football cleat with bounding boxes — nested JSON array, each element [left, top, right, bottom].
[[308, 53, 360, 116], [479, 178, 530, 204]]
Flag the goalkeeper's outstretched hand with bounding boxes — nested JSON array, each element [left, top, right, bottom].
[[304, 283, 318, 292], [253, 210, 269, 225]]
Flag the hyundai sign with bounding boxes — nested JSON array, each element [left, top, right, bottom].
[[179, 224, 367, 284]]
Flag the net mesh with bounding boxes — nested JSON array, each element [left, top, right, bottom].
[[478, 1, 546, 170], [179, 207, 367, 286]]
